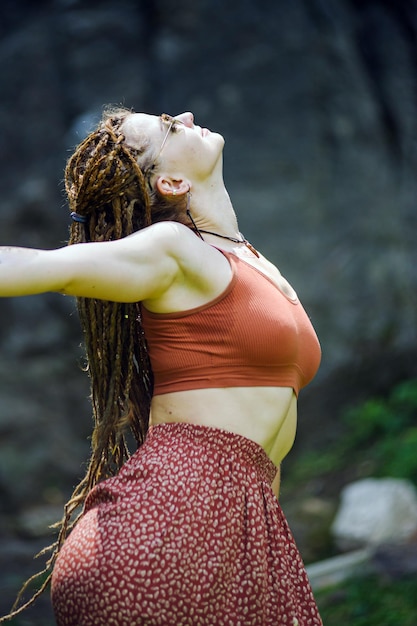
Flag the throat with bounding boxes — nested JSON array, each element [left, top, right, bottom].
[[198, 229, 260, 257], [186, 211, 259, 257]]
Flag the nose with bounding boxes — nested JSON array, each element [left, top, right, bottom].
[[175, 112, 194, 128]]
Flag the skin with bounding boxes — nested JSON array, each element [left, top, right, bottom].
[[0, 111, 302, 496]]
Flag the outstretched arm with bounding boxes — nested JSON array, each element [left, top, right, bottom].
[[0, 222, 183, 303]]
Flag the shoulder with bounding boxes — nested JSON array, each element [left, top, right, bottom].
[[125, 220, 232, 281], [137, 222, 233, 312], [125, 221, 216, 268], [124, 221, 198, 252], [121, 220, 226, 278]]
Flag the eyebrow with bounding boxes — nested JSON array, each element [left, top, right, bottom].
[[152, 116, 165, 143]]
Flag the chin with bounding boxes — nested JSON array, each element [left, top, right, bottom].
[[211, 132, 225, 150]]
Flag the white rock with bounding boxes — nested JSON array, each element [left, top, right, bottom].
[[331, 478, 417, 548]]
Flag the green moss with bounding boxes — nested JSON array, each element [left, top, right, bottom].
[[316, 574, 417, 625], [343, 378, 417, 483], [287, 378, 417, 490]]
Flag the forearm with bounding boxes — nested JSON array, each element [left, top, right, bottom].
[[0, 246, 56, 297]]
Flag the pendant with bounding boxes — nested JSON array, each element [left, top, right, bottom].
[[244, 240, 259, 257]]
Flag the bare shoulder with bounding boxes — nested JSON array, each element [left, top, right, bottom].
[[117, 220, 191, 252], [130, 221, 226, 272], [121, 221, 202, 258], [164, 222, 231, 276], [137, 222, 233, 313]]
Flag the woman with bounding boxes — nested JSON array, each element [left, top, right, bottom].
[[0, 108, 322, 625]]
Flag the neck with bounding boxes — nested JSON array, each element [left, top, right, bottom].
[[187, 196, 259, 257], [194, 224, 260, 257], [187, 182, 240, 238]]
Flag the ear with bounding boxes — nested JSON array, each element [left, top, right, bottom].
[[155, 176, 191, 197]]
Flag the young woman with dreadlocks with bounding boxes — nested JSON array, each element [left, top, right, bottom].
[[0, 108, 322, 625]]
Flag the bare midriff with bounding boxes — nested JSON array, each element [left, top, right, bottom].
[[150, 385, 297, 468]]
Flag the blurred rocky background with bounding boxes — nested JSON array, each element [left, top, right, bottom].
[[1, 0, 417, 623]]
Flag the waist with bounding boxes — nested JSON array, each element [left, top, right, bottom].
[[150, 386, 298, 466], [147, 422, 278, 485]]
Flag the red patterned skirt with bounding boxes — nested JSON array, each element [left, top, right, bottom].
[[51, 423, 322, 625]]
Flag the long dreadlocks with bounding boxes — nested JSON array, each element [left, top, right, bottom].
[[1, 106, 188, 622]]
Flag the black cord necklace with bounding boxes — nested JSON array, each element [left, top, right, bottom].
[[198, 229, 260, 257], [186, 210, 259, 257]]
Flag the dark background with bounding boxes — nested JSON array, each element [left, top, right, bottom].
[[1, 0, 417, 622]]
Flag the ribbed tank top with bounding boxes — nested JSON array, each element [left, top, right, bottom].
[[140, 250, 321, 396]]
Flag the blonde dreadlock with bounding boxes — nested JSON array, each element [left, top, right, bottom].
[[1, 106, 189, 622]]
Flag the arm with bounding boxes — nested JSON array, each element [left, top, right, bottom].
[[0, 222, 184, 303]]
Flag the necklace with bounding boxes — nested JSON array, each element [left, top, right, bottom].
[[186, 210, 259, 257], [198, 229, 259, 257]]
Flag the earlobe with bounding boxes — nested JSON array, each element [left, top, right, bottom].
[[155, 176, 190, 197]]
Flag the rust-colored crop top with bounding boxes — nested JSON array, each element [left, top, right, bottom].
[[140, 250, 321, 396]]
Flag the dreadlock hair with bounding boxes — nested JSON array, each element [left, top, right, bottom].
[[1, 106, 190, 622]]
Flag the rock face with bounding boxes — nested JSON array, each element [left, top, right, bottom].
[[331, 478, 417, 549]]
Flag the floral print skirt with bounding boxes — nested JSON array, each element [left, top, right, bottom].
[[51, 422, 322, 626]]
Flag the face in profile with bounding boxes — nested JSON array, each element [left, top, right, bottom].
[[121, 112, 225, 183]]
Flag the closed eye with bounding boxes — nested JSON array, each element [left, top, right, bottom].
[[160, 114, 185, 134]]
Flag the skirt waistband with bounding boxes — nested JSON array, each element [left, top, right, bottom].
[[147, 422, 277, 485]]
